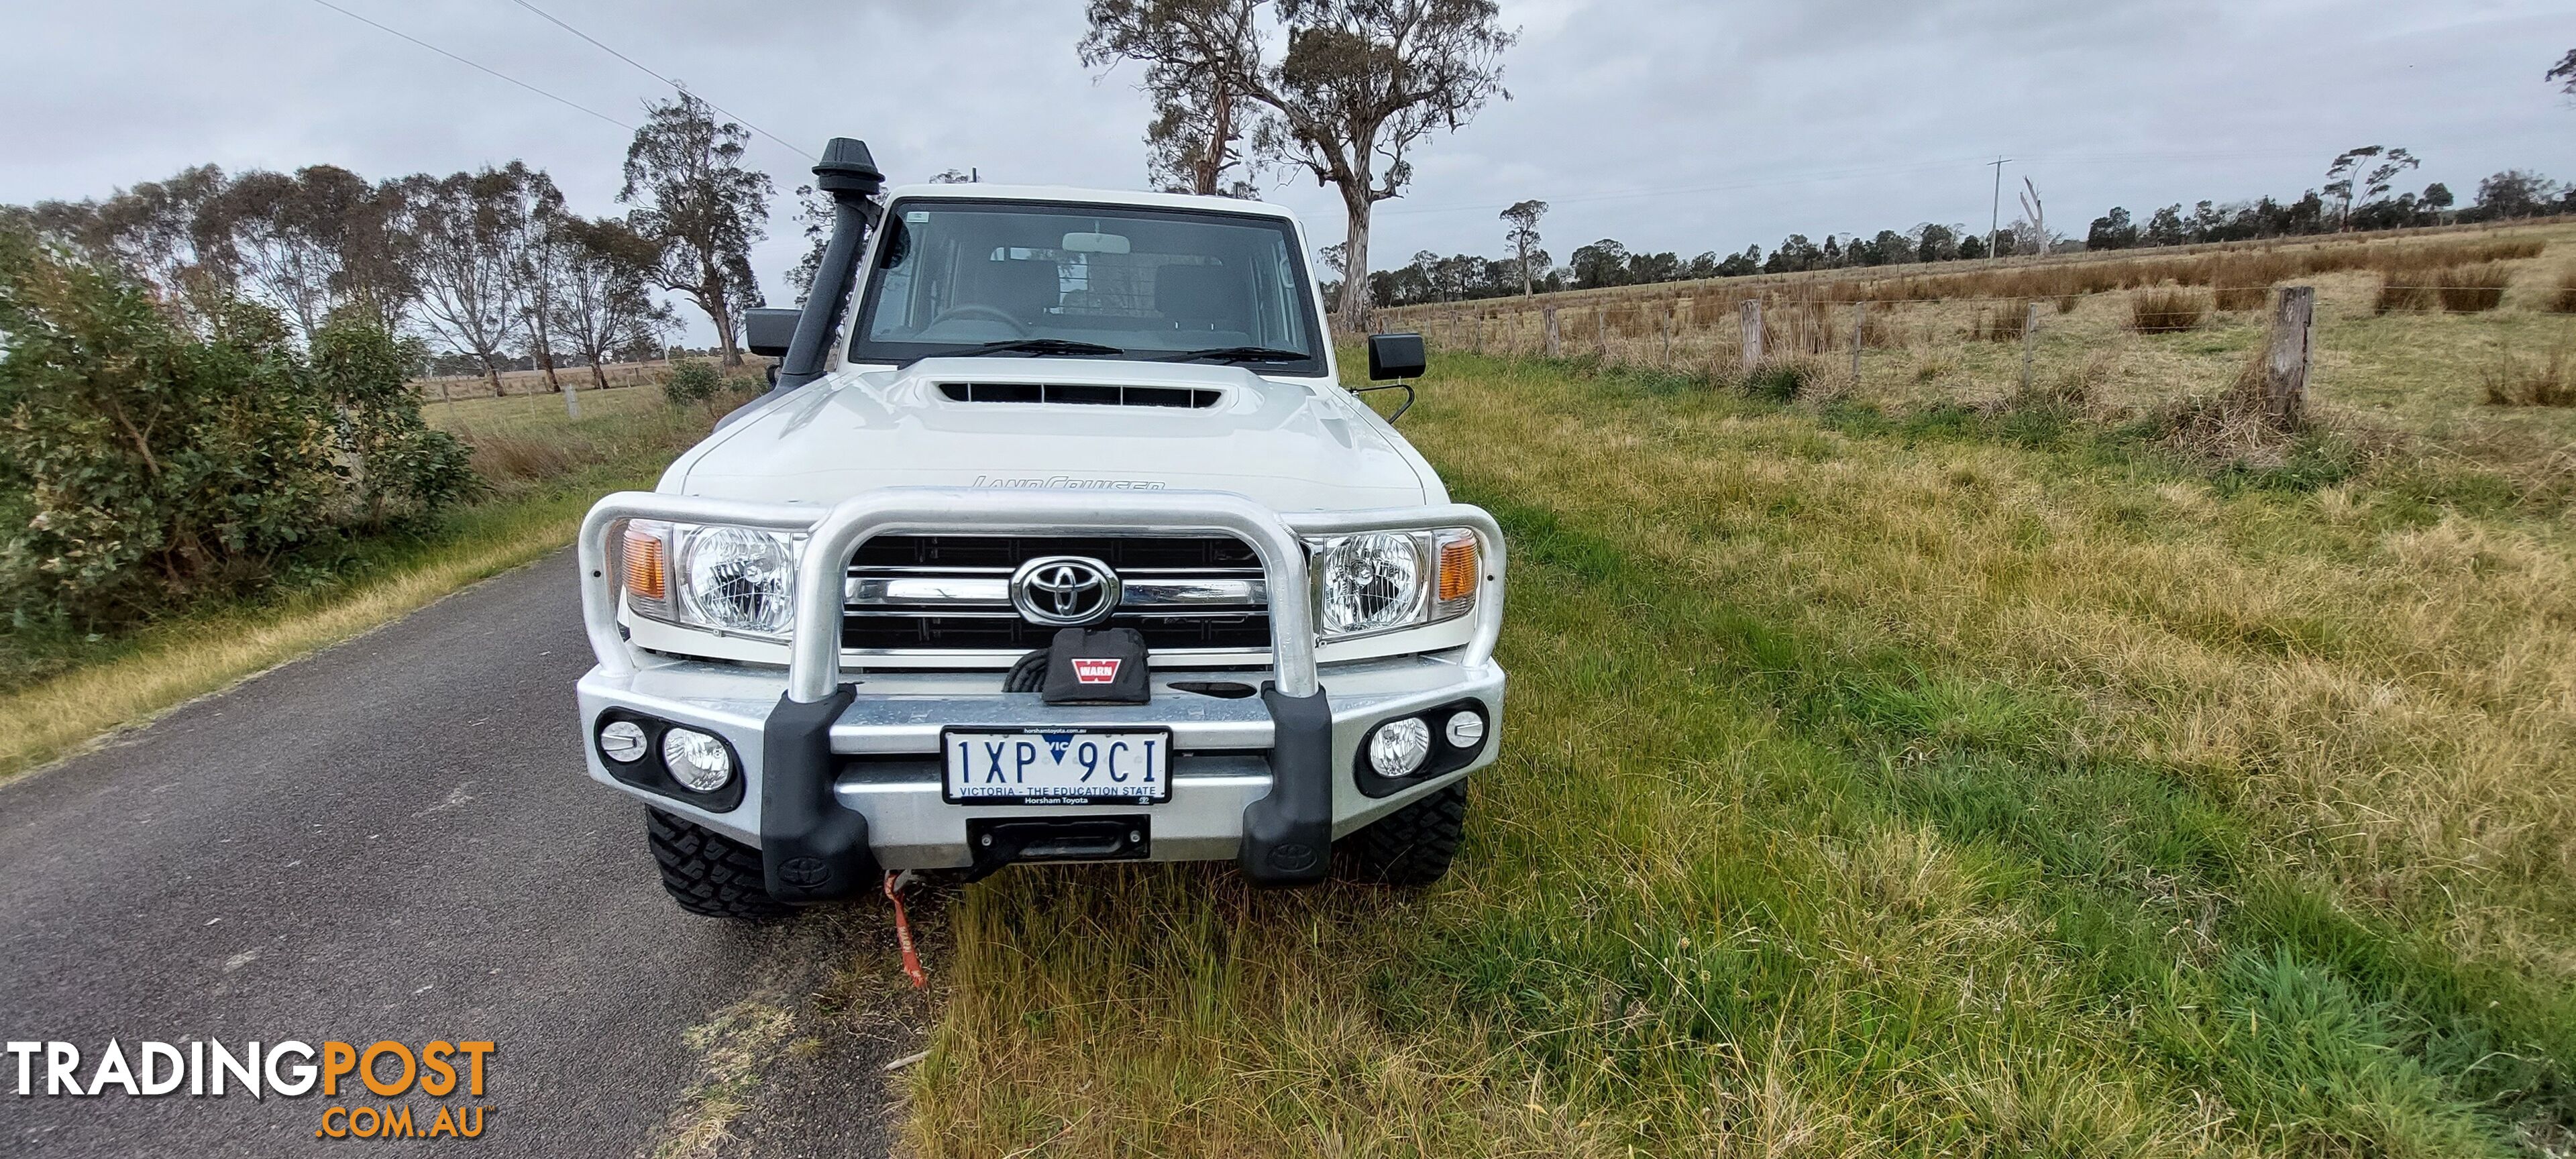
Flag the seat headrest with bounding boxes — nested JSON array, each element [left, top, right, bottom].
[[1155, 264, 1245, 328]]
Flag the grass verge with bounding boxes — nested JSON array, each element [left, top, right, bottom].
[[903, 352, 2576, 1156]]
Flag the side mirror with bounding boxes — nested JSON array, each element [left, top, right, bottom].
[[743, 307, 800, 359], [1366, 332, 1426, 381]]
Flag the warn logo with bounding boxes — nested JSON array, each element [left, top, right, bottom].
[[1071, 658, 1122, 684]]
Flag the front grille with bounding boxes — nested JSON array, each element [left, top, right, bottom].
[[844, 535, 1272, 655]]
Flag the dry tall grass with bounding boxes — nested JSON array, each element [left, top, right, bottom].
[[2433, 263, 2512, 313], [2483, 347, 2576, 407], [2129, 288, 2211, 333]]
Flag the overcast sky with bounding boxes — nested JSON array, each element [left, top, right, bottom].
[[5, 0, 2571, 341]]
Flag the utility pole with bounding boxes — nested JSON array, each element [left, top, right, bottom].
[[1988, 156, 2011, 259]]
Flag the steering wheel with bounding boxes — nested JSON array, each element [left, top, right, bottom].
[[927, 304, 1025, 331]]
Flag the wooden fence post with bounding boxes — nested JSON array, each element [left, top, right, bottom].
[[1595, 308, 1608, 357], [1739, 299, 1765, 373], [2264, 286, 2315, 427], [1660, 302, 1674, 366], [2019, 300, 2041, 393], [1544, 307, 1560, 357], [1850, 301, 1867, 382]]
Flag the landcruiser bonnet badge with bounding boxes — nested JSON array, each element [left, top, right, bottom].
[[1010, 556, 1122, 626]]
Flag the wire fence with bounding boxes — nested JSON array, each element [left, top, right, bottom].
[[1374, 258, 2576, 426]]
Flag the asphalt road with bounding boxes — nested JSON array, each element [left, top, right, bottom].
[[0, 553, 926, 1158]]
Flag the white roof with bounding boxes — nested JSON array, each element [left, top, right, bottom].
[[880, 183, 1303, 225]]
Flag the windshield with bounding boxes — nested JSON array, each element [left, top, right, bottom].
[[849, 199, 1326, 374]]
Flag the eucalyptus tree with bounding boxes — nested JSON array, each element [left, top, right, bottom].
[[619, 93, 771, 367]]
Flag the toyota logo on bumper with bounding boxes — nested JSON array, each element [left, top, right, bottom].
[[1010, 556, 1122, 626]]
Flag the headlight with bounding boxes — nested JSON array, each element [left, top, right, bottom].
[[1307, 528, 1481, 641], [619, 520, 802, 638]]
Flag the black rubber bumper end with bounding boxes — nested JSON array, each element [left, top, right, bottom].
[[1240, 683, 1333, 887], [759, 686, 879, 903]]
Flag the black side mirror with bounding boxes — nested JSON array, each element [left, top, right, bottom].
[[1366, 332, 1426, 381], [743, 307, 800, 359]]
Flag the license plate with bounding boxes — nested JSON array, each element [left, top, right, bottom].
[[941, 728, 1172, 804]]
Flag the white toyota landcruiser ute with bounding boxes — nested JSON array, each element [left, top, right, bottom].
[[574, 139, 1505, 918]]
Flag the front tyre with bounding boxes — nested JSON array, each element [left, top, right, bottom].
[[1335, 783, 1468, 887], [647, 809, 792, 921]]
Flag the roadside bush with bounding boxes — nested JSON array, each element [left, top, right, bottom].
[[2551, 271, 2576, 315], [0, 235, 470, 630], [662, 358, 724, 404], [2129, 288, 2210, 333]]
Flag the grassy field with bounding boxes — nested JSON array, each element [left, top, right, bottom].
[[0, 380, 729, 781], [898, 345, 2576, 1156], [1385, 221, 2576, 478]]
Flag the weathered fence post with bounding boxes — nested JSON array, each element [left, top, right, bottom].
[[2019, 300, 2041, 393], [564, 377, 581, 419], [1595, 308, 1608, 358], [1544, 307, 1560, 357], [1660, 302, 1674, 366], [1850, 301, 1867, 382], [2264, 286, 2316, 427], [1739, 299, 1765, 373]]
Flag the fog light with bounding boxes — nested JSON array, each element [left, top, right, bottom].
[[598, 720, 649, 763], [661, 728, 734, 791], [1368, 717, 1432, 777], [1444, 711, 1485, 749]]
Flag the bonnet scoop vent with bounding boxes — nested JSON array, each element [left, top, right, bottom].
[[937, 382, 1222, 409]]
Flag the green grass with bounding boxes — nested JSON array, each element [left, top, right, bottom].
[[902, 351, 2576, 1156], [0, 382, 726, 781]]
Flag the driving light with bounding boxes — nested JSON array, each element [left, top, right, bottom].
[[680, 526, 796, 634], [598, 720, 649, 763], [1368, 717, 1432, 777], [1444, 710, 1485, 749], [661, 728, 735, 791]]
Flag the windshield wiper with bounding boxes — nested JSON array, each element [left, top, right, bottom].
[[1147, 345, 1311, 365], [934, 338, 1127, 360]]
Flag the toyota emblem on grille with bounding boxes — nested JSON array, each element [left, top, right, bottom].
[[1010, 556, 1122, 627]]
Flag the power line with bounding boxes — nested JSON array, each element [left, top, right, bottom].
[[301, 0, 633, 131], [504, 0, 816, 162], [1377, 155, 2006, 218]]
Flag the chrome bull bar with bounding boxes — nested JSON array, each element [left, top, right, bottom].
[[575, 487, 1507, 700]]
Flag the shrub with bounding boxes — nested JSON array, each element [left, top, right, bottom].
[[663, 358, 724, 404], [2129, 288, 2210, 333], [2433, 264, 2509, 313], [0, 236, 468, 629], [310, 318, 474, 529], [2551, 271, 2576, 315]]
